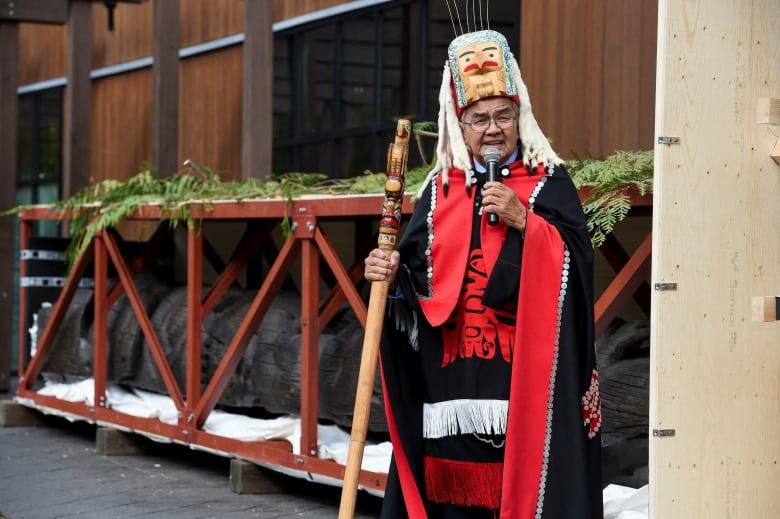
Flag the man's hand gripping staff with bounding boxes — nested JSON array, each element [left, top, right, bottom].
[[338, 119, 411, 519]]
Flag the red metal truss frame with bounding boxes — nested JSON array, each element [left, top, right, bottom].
[[14, 190, 651, 492]]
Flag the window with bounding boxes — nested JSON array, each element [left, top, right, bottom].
[[272, 0, 519, 178], [17, 88, 63, 236], [14, 87, 64, 369]]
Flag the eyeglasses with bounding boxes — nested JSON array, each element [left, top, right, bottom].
[[461, 115, 517, 132]]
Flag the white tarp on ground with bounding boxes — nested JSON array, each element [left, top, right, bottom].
[[22, 379, 648, 517]]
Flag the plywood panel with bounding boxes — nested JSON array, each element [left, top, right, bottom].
[[650, 1, 780, 517]]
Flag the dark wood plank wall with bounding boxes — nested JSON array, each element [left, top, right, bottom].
[[177, 0, 244, 48], [90, 69, 152, 183], [18, 22, 66, 84], [180, 46, 244, 181], [90, 2, 153, 67], [522, 0, 658, 158], [82, 46, 247, 183], [18, 0, 345, 82], [17, 0, 657, 184], [274, 0, 348, 20]]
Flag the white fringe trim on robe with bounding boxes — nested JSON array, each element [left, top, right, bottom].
[[423, 399, 508, 439]]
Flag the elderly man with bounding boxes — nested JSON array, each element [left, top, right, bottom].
[[365, 29, 602, 519]]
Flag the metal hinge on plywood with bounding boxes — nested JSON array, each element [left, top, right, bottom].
[[657, 136, 680, 145], [652, 429, 676, 437]]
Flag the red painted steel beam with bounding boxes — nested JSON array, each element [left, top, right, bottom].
[[20, 242, 94, 390], [300, 238, 320, 458], [194, 236, 302, 428], [16, 195, 417, 226], [106, 225, 171, 308], [261, 238, 299, 293], [314, 227, 368, 328], [102, 231, 185, 410], [186, 225, 203, 412], [16, 219, 32, 378], [598, 232, 652, 316], [17, 194, 418, 221], [319, 261, 368, 332], [93, 236, 108, 409], [202, 220, 274, 316], [202, 234, 227, 274], [594, 232, 653, 338], [14, 389, 387, 490]]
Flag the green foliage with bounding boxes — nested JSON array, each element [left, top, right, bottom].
[[568, 150, 654, 248], [4, 135, 653, 269], [3, 159, 433, 268]]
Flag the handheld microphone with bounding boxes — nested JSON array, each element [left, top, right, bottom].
[[484, 147, 501, 226]]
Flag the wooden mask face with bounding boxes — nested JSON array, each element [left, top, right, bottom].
[[448, 30, 517, 111]]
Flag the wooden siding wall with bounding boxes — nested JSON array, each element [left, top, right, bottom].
[[180, 46, 244, 181], [90, 2, 153, 67], [520, 0, 657, 319], [18, 0, 657, 181], [274, 0, 348, 21], [18, 0, 351, 183], [19, 0, 244, 83], [19, 0, 350, 85], [521, 0, 658, 158], [18, 23, 67, 84], [91, 69, 152, 182]]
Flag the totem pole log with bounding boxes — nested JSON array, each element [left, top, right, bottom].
[[338, 119, 411, 518]]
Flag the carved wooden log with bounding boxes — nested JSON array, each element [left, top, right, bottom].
[[127, 286, 189, 394], [38, 288, 95, 383], [202, 290, 301, 409], [596, 319, 650, 444], [104, 270, 171, 383], [600, 356, 650, 445]]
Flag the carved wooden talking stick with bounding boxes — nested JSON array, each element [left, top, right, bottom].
[[338, 119, 411, 518]]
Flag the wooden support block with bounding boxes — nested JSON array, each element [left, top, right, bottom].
[[771, 139, 780, 165], [229, 459, 285, 494], [0, 401, 45, 427], [95, 427, 151, 455], [756, 97, 780, 125], [752, 296, 779, 322]]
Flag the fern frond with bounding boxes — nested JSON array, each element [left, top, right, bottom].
[[569, 150, 653, 248], [7, 141, 652, 267]]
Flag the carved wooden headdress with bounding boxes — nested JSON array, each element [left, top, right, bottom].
[[421, 2, 562, 193]]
